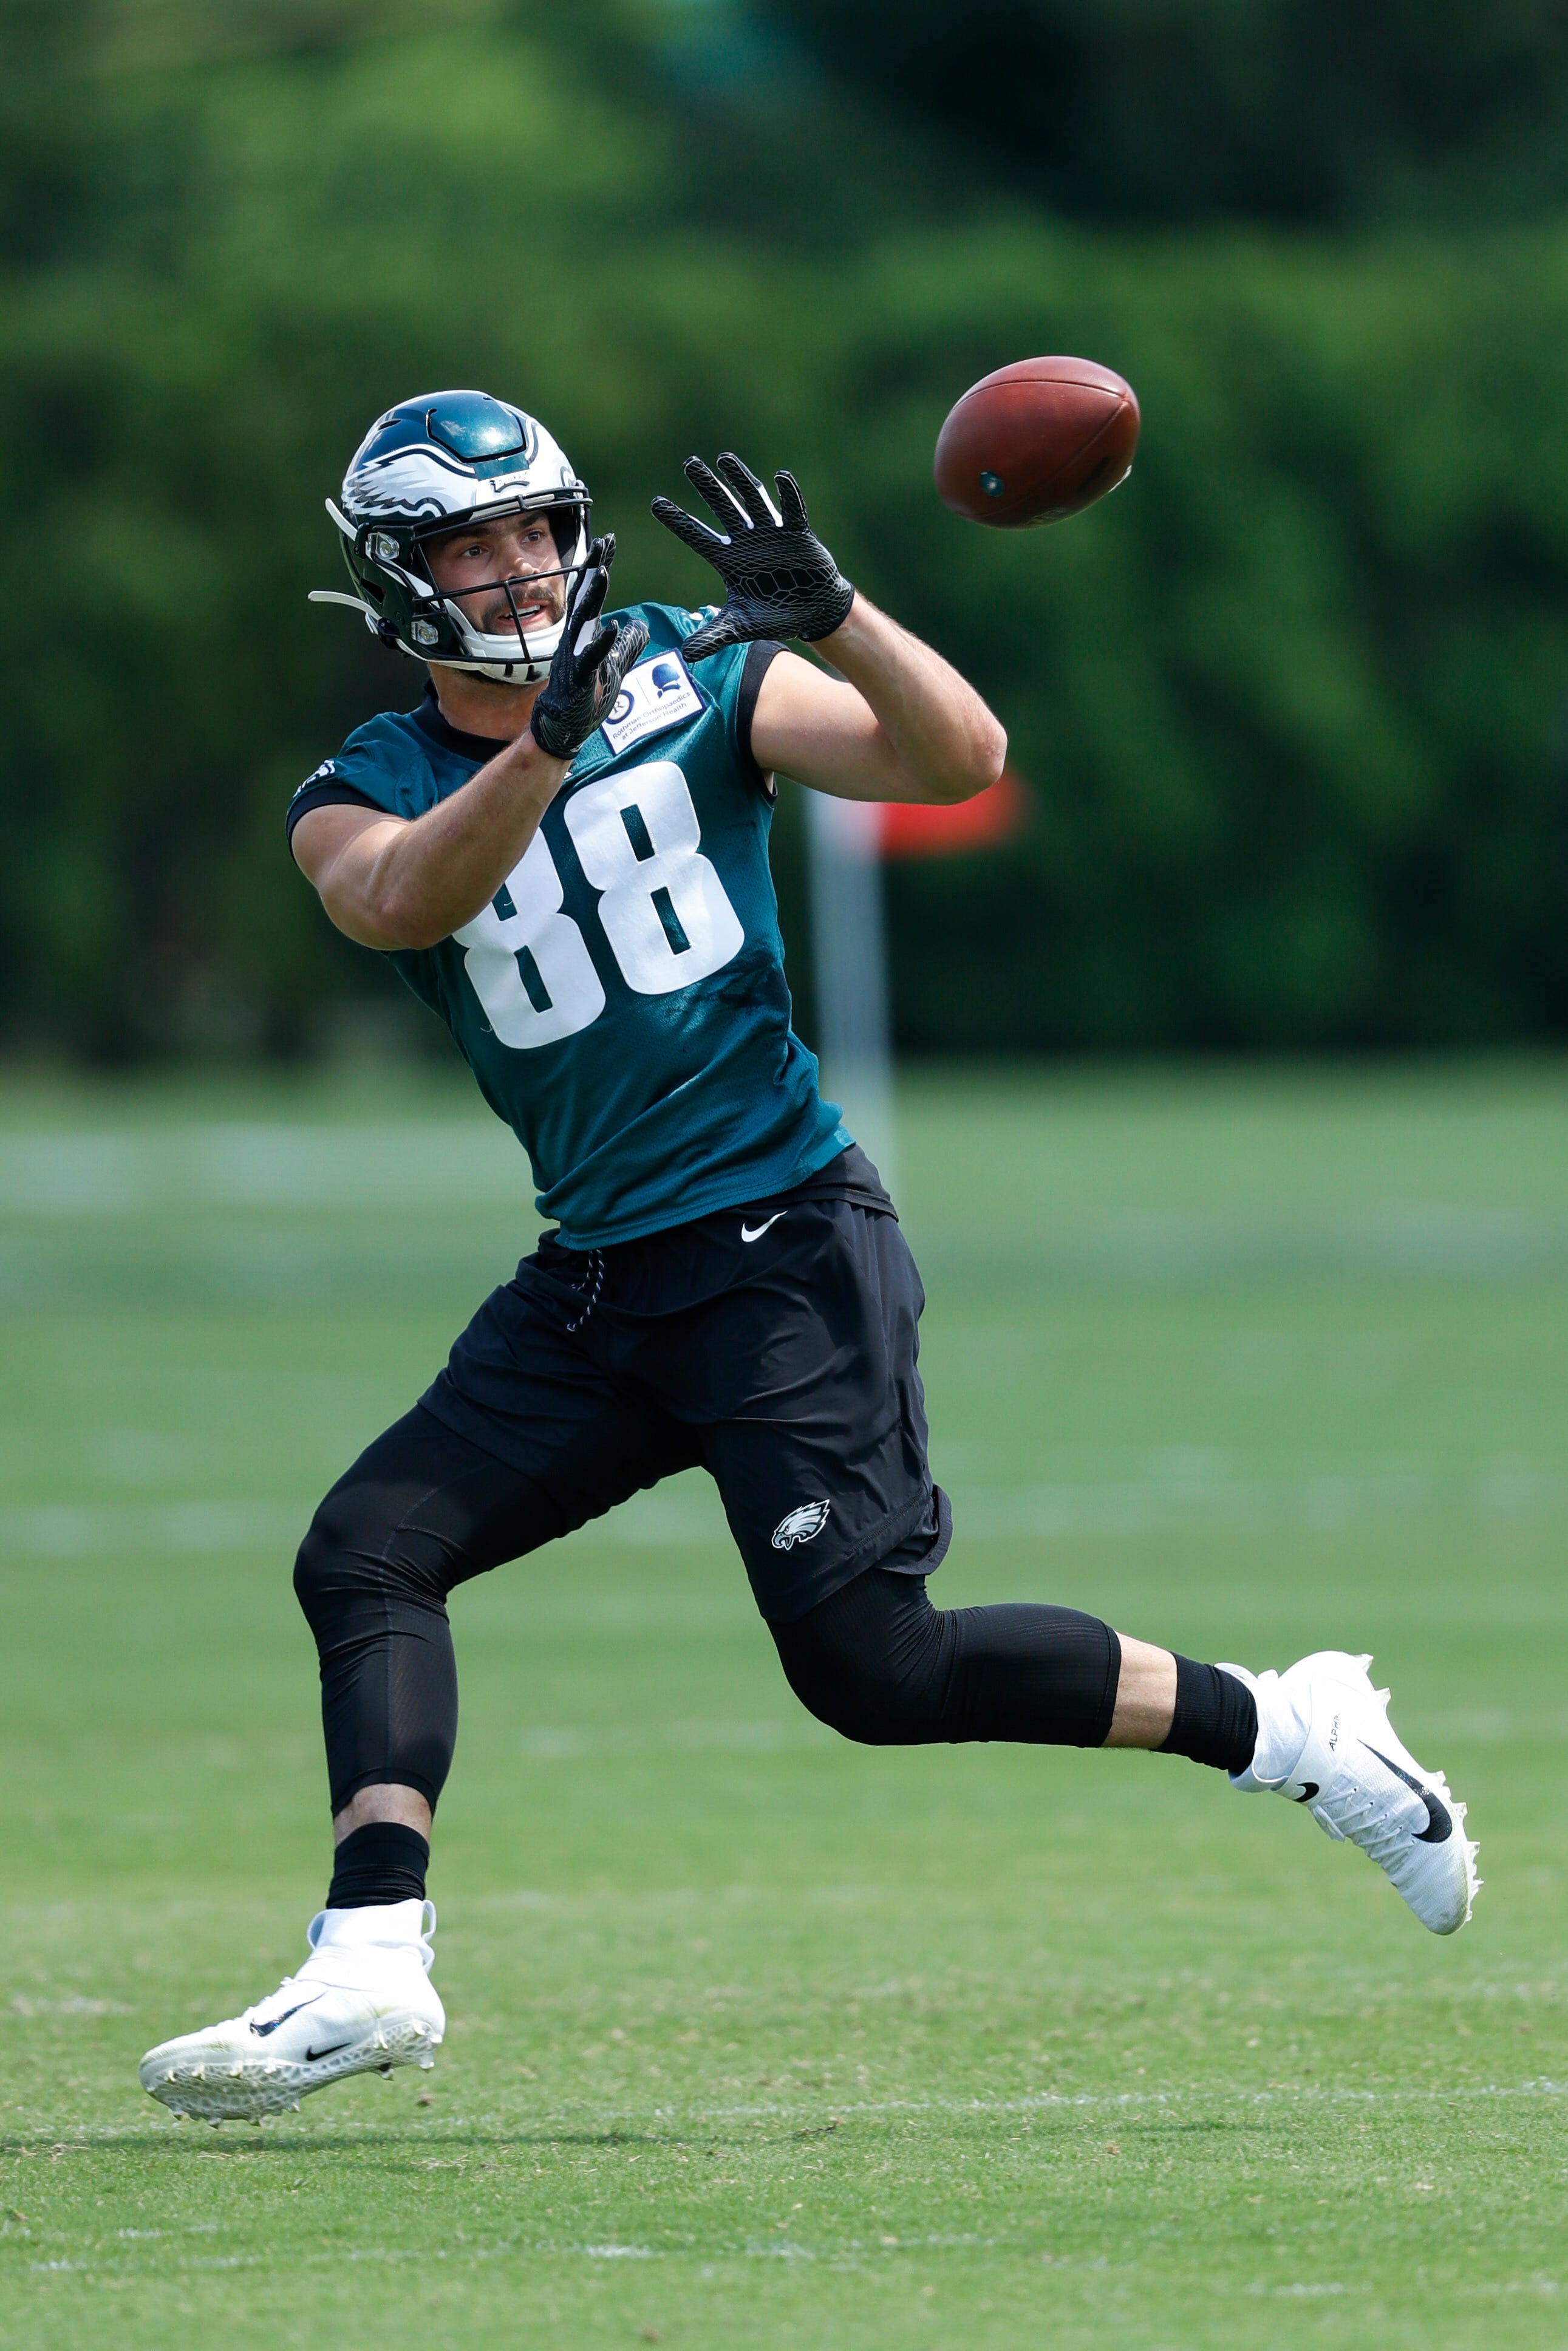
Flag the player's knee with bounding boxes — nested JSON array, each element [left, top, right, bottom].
[[791, 1668, 944, 1746], [291, 1497, 349, 1628], [772, 1574, 949, 1745], [291, 1480, 449, 1631]]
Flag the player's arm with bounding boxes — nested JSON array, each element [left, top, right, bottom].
[[291, 540, 648, 952], [750, 605, 1004, 806], [652, 451, 1005, 805], [291, 740, 566, 951]]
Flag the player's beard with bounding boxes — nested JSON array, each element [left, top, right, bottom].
[[471, 573, 567, 642]]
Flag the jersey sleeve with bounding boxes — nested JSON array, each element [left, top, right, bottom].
[[630, 606, 785, 808], [734, 638, 785, 800], [653, 605, 785, 802], [285, 780, 384, 853], [284, 734, 404, 856]]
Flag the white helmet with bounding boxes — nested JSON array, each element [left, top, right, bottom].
[[312, 389, 592, 684]]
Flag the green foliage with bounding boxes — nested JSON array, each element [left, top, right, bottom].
[[859, 231, 1568, 1045], [1, 1, 1567, 1053], [764, 0, 1568, 225]]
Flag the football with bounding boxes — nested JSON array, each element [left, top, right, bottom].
[[933, 356, 1139, 527]]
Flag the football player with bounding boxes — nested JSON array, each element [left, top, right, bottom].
[[139, 391, 1479, 2122]]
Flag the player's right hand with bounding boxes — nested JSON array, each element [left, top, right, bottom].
[[528, 537, 650, 763]]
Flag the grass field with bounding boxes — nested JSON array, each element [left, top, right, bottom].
[[2, 1060, 1566, 2349]]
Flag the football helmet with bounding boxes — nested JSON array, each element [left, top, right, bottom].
[[312, 389, 592, 684]]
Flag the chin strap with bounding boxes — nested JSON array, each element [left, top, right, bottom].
[[431, 653, 551, 686]]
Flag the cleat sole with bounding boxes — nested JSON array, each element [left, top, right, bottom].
[[140, 2018, 443, 2124]]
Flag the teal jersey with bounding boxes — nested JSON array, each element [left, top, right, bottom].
[[289, 604, 849, 1246]]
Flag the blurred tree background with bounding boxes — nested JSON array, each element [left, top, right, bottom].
[[2, 0, 1567, 1059]]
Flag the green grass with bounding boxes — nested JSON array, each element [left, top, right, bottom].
[[2, 1060, 1567, 2349]]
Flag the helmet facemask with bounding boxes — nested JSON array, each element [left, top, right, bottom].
[[411, 499, 591, 684]]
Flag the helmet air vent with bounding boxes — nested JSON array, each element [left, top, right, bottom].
[[425, 392, 530, 463]]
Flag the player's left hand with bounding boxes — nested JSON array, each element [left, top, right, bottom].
[[651, 453, 854, 662]]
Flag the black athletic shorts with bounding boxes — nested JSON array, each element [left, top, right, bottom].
[[420, 1145, 951, 1622]]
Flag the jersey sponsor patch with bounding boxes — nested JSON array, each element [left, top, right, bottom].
[[600, 652, 703, 756]]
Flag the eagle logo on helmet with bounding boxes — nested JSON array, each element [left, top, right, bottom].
[[771, 1501, 831, 1551], [308, 388, 593, 687]]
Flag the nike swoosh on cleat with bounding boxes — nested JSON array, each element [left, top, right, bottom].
[[304, 2041, 353, 2063], [741, 1213, 786, 1243], [1365, 1744, 1453, 1843], [1294, 1782, 1320, 1803], [250, 1999, 319, 2038]]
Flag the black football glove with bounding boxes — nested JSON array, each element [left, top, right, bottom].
[[650, 452, 854, 663], [528, 536, 650, 762]]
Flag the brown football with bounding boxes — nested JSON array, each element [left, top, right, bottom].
[[933, 357, 1139, 528]]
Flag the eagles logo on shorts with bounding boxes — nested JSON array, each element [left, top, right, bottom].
[[423, 1169, 938, 1623], [772, 1501, 831, 1551]]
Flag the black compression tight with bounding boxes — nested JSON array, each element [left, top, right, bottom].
[[293, 1407, 1123, 1817], [770, 1568, 1120, 1748], [293, 1408, 571, 1815]]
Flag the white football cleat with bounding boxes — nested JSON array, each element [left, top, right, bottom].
[[1220, 1651, 1479, 1936], [138, 1899, 445, 2123]]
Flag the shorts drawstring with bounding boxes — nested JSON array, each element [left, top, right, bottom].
[[564, 1247, 605, 1333]]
